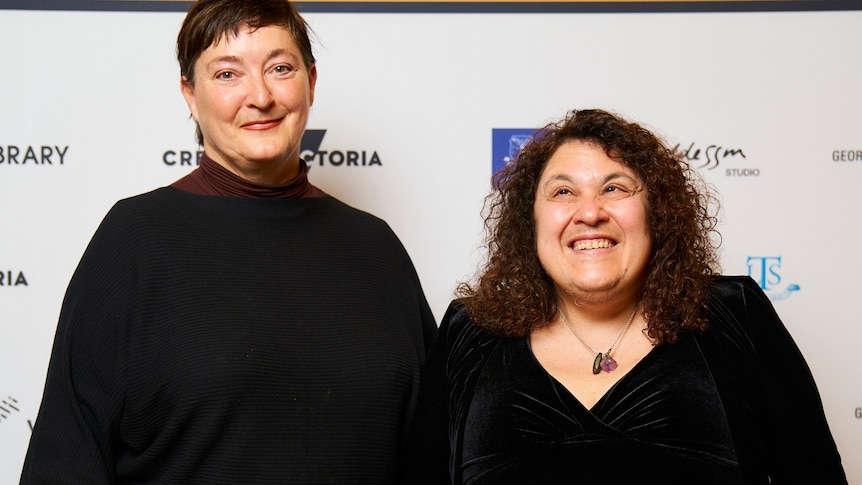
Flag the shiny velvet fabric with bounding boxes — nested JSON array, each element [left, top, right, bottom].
[[406, 276, 846, 484]]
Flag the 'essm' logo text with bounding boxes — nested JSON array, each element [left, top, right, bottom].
[[0, 270, 28, 286], [674, 142, 746, 171]]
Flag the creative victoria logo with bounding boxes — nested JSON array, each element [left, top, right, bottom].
[[746, 256, 799, 301], [162, 130, 382, 168], [163, 148, 203, 167], [300, 130, 381, 168], [0, 270, 28, 287], [491, 128, 537, 182], [0, 145, 69, 165]]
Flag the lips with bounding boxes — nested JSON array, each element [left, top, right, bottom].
[[241, 117, 284, 130], [571, 238, 615, 251]]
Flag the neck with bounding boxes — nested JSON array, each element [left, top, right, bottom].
[[557, 295, 642, 328], [210, 154, 301, 187]]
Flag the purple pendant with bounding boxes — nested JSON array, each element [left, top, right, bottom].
[[600, 355, 618, 372]]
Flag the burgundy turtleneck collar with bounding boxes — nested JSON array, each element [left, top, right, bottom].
[[171, 153, 326, 198]]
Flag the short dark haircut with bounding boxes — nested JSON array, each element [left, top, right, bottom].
[[176, 0, 315, 145]]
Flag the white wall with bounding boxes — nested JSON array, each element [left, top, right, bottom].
[[2, 6, 860, 482]]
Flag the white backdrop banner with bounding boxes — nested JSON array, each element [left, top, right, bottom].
[[1, 2, 861, 482]]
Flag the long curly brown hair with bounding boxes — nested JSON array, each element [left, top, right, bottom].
[[457, 109, 721, 345]]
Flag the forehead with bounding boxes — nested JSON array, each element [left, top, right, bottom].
[[540, 140, 636, 180], [200, 24, 299, 59]]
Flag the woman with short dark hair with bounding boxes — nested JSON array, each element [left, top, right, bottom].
[[21, 1, 436, 482]]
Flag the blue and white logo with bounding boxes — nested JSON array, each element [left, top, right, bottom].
[[746, 256, 800, 301], [491, 128, 536, 182]]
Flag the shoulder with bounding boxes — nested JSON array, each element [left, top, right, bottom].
[[705, 275, 777, 327], [438, 301, 484, 340], [114, 186, 184, 208], [707, 275, 767, 303], [82, 189, 175, 246], [323, 197, 417, 255], [700, 275, 792, 358], [435, 300, 506, 360], [323, 196, 391, 228], [103, 187, 187, 224]]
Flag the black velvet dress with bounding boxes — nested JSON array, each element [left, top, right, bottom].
[[406, 276, 846, 484]]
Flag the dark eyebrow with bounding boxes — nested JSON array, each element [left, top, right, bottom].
[[264, 48, 297, 63], [541, 171, 638, 188], [207, 55, 240, 67], [603, 172, 639, 185], [205, 49, 299, 70], [542, 174, 574, 186]]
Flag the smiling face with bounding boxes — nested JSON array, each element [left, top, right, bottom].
[[534, 140, 652, 306], [180, 24, 317, 183]]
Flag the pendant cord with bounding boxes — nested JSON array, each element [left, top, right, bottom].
[[558, 300, 642, 359]]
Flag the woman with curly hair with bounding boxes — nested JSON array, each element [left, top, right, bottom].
[[407, 109, 845, 484]]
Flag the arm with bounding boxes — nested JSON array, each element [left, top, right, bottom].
[[20, 207, 133, 484], [738, 278, 847, 484], [403, 302, 460, 485]]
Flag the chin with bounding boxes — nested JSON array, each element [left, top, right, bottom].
[[564, 281, 623, 299], [243, 147, 293, 163]]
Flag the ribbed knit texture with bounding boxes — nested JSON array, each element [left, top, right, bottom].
[[171, 153, 326, 199], [21, 188, 437, 484]]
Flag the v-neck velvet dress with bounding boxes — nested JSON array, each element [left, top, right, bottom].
[[406, 276, 846, 484]]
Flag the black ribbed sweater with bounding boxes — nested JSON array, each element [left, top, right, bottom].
[[21, 187, 437, 484]]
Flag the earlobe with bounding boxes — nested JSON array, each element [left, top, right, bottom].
[[180, 76, 198, 120]]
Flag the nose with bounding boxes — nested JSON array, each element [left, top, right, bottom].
[[246, 74, 275, 109], [571, 194, 609, 226]]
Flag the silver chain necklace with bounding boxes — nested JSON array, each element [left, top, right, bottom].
[[558, 300, 642, 375]]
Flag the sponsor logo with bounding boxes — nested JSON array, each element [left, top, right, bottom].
[[489, 131, 758, 180], [489, 132, 757, 179], [491, 128, 536, 182], [0, 395, 32, 432], [673, 142, 757, 177], [0, 145, 69, 165], [163, 150, 203, 167], [832, 149, 862, 162], [162, 130, 382, 168], [300, 130, 382, 168], [0, 396, 20, 423], [746, 256, 799, 301], [0, 270, 28, 287]]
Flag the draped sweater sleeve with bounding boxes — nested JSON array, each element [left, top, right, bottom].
[[20, 200, 135, 482]]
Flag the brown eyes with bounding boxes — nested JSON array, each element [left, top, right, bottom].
[[548, 184, 637, 202]]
